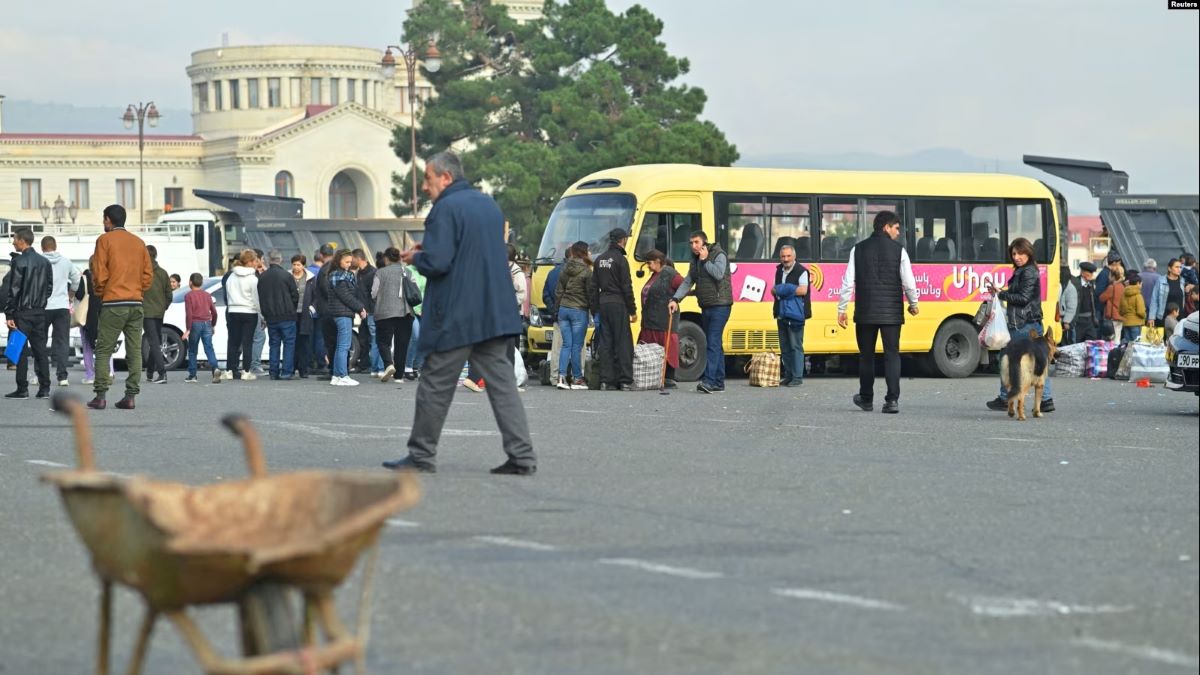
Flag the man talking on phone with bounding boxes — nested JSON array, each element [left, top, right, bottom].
[[670, 230, 733, 393], [836, 211, 919, 414]]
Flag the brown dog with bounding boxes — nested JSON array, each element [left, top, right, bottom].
[[999, 326, 1057, 421]]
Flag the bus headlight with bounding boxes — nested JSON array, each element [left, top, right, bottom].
[[529, 307, 542, 327]]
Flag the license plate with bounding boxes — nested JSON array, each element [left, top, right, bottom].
[[1177, 353, 1199, 369]]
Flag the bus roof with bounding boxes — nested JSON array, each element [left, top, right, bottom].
[[564, 164, 1053, 200]]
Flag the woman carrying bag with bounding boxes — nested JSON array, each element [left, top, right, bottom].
[[637, 249, 682, 389], [985, 237, 1054, 413]]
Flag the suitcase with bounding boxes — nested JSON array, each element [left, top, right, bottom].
[[539, 359, 552, 386]]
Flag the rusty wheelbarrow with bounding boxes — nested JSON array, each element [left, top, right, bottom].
[[42, 392, 421, 675]]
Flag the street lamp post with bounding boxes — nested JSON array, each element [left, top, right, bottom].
[[39, 201, 51, 225], [122, 101, 160, 225], [381, 42, 442, 216]]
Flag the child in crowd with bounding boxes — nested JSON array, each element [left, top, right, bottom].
[[1163, 303, 1181, 335], [1118, 270, 1146, 343], [182, 273, 222, 384]]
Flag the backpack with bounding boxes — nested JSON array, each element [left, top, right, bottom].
[[1106, 344, 1127, 380]]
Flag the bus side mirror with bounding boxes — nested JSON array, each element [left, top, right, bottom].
[[636, 268, 645, 278]]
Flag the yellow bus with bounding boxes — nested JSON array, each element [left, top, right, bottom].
[[527, 164, 1064, 380]]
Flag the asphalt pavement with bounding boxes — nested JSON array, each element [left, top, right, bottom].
[[1, 365, 1197, 674]]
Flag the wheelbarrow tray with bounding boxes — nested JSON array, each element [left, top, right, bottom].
[[42, 470, 419, 610]]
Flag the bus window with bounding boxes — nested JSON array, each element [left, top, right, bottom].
[[959, 200, 1002, 262], [723, 198, 766, 261], [913, 199, 958, 261], [635, 213, 698, 262], [820, 199, 858, 261], [193, 224, 205, 250], [536, 193, 636, 263], [1006, 200, 1046, 263], [768, 196, 811, 260]]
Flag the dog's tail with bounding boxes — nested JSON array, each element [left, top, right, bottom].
[[1006, 349, 1023, 400]]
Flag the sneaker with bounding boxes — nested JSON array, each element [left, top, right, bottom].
[[35, 389, 51, 399], [81, 378, 95, 385], [382, 456, 436, 473], [380, 365, 396, 383], [212, 369, 223, 384], [371, 371, 384, 379], [184, 376, 198, 383], [463, 379, 484, 393], [403, 370, 416, 381], [697, 382, 715, 394], [240, 372, 257, 382], [852, 394, 873, 411], [343, 376, 360, 387], [5, 390, 30, 400], [149, 375, 168, 384], [490, 460, 536, 476], [556, 376, 571, 390], [985, 397, 1008, 411], [58, 379, 70, 387], [1040, 399, 1055, 413], [570, 378, 589, 390], [881, 400, 899, 414]]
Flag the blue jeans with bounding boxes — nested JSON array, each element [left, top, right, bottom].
[[777, 318, 805, 383], [332, 316, 353, 377], [557, 307, 589, 379], [406, 316, 426, 370], [268, 320, 297, 378], [999, 322, 1053, 401], [366, 315, 385, 372], [187, 321, 219, 377], [700, 305, 731, 388], [1121, 326, 1142, 343]]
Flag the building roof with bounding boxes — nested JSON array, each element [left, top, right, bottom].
[[0, 132, 202, 143], [1068, 215, 1103, 233]]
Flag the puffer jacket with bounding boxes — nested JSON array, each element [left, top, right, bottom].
[[1119, 285, 1146, 327], [998, 263, 1043, 329], [224, 266, 260, 314], [327, 269, 365, 318], [554, 258, 592, 311]]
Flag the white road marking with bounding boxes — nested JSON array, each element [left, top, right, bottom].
[[773, 588, 904, 611], [880, 430, 925, 435], [386, 518, 421, 528], [597, 558, 723, 580], [707, 418, 744, 424], [474, 536, 559, 552], [1113, 445, 1159, 451], [1072, 637, 1199, 668], [985, 437, 1039, 443], [784, 424, 830, 430], [257, 419, 497, 438], [25, 460, 69, 468], [953, 595, 1134, 617], [569, 410, 604, 414], [635, 413, 667, 418]]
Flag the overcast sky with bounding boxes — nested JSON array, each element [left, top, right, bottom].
[[1, 0, 1197, 193]]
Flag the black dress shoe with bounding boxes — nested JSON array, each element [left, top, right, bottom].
[[5, 390, 30, 400], [87, 397, 106, 410], [35, 389, 51, 399], [881, 400, 899, 414], [852, 394, 872, 411], [382, 456, 436, 473], [985, 397, 1008, 411], [490, 461, 536, 476]]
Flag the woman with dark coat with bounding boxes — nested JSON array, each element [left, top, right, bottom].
[[985, 237, 1054, 412], [327, 249, 366, 386], [638, 249, 683, 388], [78, 257, 109, 385], [553, 241, 593, 389], [371, 247, 417, 383]]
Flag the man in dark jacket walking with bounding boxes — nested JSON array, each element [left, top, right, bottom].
[[670, 230, 733, 393], [352, 249, 383, 375], [3, 227, 54, 399], [258, 249, 300, 380], [837, 211, 920, 414], [592, 228, 637, 390], [142, 245, 173, 384], [384, 151, 535, 476]]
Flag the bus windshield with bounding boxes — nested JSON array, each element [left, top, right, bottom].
[[536, 193, 636, 263]]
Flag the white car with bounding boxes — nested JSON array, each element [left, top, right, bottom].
[[0, 257, 83, 364]]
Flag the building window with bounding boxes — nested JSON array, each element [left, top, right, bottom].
[[20, 179, 42, 210], [290, 77, 302, 107], [164, 188, 183, 212], [310, 78, 322, 105], [328, 171, 357, 218], [247, 78, 260, 108], [214, 80, 224, 110], [268, 78, 282, 107], [329, 78, 339, 105], [69, 179, 89, 210], [1071, 232, 1082, 244], [197, 83, 209, 111], [363, 80, 370, 106], [347, 78, 357, 103], [229, 79, 240, 109], [116, 179, 136, 208], [275, 171, 294, 198]]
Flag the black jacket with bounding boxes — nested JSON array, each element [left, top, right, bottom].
[[326, 270, 365, 318], [257, 264, 300, 324], [313, 261, 336, 316], [356, 265, 377, 313], [298, 276, 317, 335], [851, 232, 905, 325], [592, 244, 636, 313], [2, 248, 54, 315], [999, 263, 1043, 329]]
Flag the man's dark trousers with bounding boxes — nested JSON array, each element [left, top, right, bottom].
[[14, 311, 50, 393], [856, 323, 901, 404], [143, 317, 165, 379], [597, 303, 633, 386], [46, 307, 71, 381]]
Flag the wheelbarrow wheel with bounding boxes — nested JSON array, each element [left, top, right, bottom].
[[238, 581, 301, 657]]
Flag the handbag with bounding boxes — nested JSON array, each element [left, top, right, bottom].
[[745, 352, 781, 387], [402, 272, 422, 308], [71, 295, 90, 328]]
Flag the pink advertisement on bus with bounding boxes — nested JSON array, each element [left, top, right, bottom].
[[725, 263, 1049, 304]]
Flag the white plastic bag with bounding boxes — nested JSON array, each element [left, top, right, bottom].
[[979, 296, 1011, 349], [513, 346, 528, 387]]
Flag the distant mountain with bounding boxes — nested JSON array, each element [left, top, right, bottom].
[[1, 99, 192, 135], [738, 148, 1101, 215]]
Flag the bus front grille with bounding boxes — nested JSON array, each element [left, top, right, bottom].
[[730, 330, 779, 352]]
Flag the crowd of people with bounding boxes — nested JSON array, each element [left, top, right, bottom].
[[1058, 251, 1198, 345]]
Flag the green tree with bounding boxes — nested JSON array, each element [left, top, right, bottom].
[[391, 0, 738, 246]]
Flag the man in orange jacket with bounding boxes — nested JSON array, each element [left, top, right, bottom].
[[89, 205, 153, 410]]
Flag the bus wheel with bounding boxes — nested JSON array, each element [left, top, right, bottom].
[[675, 321, 706, 382], [929, 319, 979, 378]]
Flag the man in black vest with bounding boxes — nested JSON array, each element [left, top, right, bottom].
[[670, 230, 733, 393], [836, 211, 920, 414], [1059, 262, 1099, 344], [592, 228, 637, 390]]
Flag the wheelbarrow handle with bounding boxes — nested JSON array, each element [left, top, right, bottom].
[[51, 392, 97, 471], [221, 414, 268, 478]]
